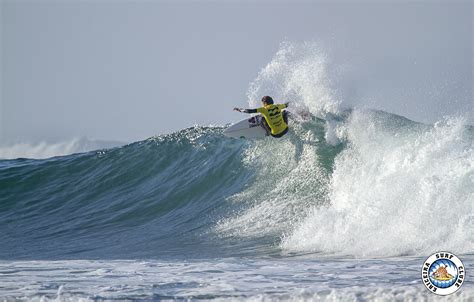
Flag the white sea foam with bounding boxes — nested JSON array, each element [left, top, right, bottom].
[[282, 112, 473, 257], [0, 137, 124, 160], [219, 111, 474, 257], [220, 41, 473, 257], [1, 257, 472, 301]]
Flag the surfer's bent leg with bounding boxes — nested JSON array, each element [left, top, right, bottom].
[[259, 117, 271, 136], [283, 111, 289, 124]]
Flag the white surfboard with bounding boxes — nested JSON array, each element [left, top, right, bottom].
[[223, 115, 268, 139]]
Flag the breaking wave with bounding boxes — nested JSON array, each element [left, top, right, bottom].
[[1, 41, 472, 260]]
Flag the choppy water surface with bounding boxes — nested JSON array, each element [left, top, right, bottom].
[[1, 256, 473, 301]]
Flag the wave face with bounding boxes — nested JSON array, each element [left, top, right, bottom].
[[0, 110, 472, 260]]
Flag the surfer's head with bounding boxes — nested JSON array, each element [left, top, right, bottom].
[[261, 96, 274, 105]]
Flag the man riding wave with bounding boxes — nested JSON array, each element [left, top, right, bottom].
[[234, 96, 290, 138]]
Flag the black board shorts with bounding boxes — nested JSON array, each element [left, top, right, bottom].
[[271, 127, 288, 138]]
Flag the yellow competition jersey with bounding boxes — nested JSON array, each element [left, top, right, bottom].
[[257, 104, 288, 135]]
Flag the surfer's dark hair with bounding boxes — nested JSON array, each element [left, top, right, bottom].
[[261, 96, 274, 104]]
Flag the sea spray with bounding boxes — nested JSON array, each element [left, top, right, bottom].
[[281, 111, 474, 257], [247, 41, 341, 118]]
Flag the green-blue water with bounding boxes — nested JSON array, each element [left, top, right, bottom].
[[1, 110, 473, 300]]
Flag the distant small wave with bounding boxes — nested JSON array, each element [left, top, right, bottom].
[[0, 137, 125, 159]]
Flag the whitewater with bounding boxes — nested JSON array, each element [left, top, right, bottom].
[[0, 42, 472, 301]]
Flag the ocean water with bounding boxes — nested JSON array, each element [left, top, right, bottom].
[[0, 109, 473, 301], [1, 42, 473, 301]]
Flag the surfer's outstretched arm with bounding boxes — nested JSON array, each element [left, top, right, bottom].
[[233, 108, 257, 114]]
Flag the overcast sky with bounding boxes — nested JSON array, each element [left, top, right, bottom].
[[1, 0, 472, 143]]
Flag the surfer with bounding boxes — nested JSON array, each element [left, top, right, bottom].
[[233, 96, 289, 138]]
